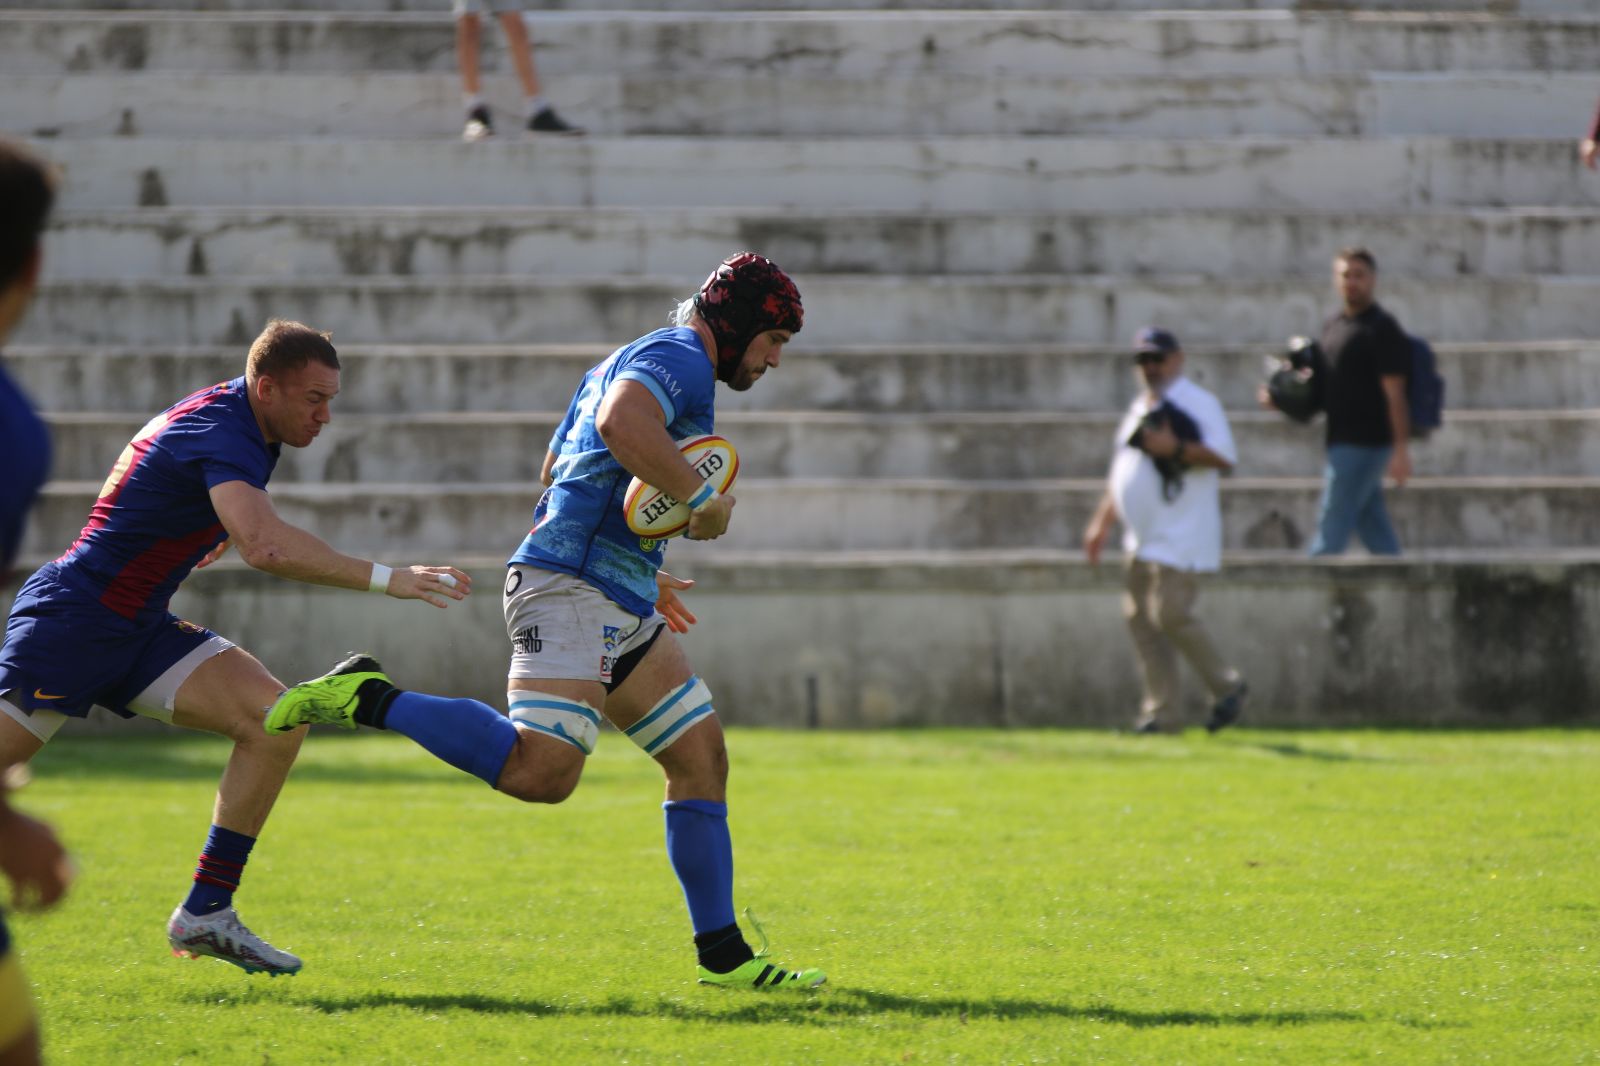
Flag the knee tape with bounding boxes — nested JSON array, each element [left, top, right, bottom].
[[625, 676, 715, 756], [506, 693, 601, 755]]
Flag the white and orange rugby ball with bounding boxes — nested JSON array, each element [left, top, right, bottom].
[[623, 434, 740, 539]]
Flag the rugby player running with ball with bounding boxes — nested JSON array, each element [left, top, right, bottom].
[[267, 253, 826, 990]]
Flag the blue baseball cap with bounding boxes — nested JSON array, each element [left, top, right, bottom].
[[1133, 326, 1180, 356]]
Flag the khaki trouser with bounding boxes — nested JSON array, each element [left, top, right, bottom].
[[1122, 558, 1240, 730]]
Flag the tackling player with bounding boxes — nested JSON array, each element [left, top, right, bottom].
[[0, 136, 74, 1066], [0, 317, 471, 978], [267, 253, 827, 990]]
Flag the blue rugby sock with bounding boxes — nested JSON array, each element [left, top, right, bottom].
[[664, 799, 738, 934], [183, 825, 255, 915], [382, 691, 519, 787]]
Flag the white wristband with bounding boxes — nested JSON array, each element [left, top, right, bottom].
[[687, 483, 719, 513], [368, 562, 393, 595]]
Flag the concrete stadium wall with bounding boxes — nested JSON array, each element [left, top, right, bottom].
[[7, 556, 1596, 733]]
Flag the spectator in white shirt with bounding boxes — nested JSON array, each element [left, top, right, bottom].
[[1084, 327, 1249, 734]]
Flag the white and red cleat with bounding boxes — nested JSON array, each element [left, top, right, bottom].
[[167, 905, 302, 976]]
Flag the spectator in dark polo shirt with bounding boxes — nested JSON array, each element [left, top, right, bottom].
[[1309, 247, 1412, 556]]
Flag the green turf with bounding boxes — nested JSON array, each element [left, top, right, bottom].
[[9, 729, 1598, 1064]]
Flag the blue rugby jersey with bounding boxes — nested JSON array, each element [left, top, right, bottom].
[[0, 359, 51, 576], [48, 376, 278, 622], [509, 327, 716, 617]]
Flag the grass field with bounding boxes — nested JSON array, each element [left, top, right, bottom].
[[8, 729, 1598, 1064]]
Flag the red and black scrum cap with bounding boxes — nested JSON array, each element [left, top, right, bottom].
[[692, 252, 803, 380]]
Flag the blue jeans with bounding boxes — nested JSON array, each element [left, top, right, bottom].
[[1309, 444, 1401, 556]]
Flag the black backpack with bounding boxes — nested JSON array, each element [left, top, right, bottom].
[[1407, 335, 1445, 439]]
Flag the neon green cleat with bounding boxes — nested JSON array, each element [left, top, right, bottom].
[[263, 653, 392, 735], [696, 910, 826, 991]]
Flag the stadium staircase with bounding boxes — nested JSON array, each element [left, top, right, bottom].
[[3, 0, 1599, 726]]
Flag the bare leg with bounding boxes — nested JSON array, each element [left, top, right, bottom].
[[497, 11, 543, 100], [169, 647, 302, 837], [608, 635, 725, 802], [494, 677, 599, 804], [0, 717, 44, 782], [456, 13, 483, 97]]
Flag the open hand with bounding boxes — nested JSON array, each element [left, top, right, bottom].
[[655, 570, 698, 633]]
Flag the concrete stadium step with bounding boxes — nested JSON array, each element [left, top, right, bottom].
[[6, 11, 1600, 77], [38, 206, 1600, 281], [29, 136, 1599, 212], [18, 274, 1600, 347], [26, 477, 1600, 557], [39, 409, 1600, 483], [10, 342, 1599, 415], [13, 72, 1600, 139], [12, 0, 1600, 12], [7, 549, 1588, 728], [168, 552, 1600, 728]]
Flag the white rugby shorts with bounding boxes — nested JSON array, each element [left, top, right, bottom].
[[503, 565, 664, 687]]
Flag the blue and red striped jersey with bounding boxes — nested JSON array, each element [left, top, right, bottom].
[[52, 376, 278, 622]]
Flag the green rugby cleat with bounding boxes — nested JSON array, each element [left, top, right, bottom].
[[263, 653, 392, 735], [697, 910, 826, 991]]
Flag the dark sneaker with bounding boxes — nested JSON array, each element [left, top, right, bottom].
[[526, 106, 584, 136], [462, 104, 494, 142], [1206, 681, 1248, 734], [264, 653, 393, 735]]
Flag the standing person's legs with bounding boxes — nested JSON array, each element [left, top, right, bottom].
[[1123, 558, 1179, 731], [1148, 565, 1241, 703], [1310, 444, 1389, 556], [498, 9, 582, 134], [1353, 449, 1401, 555], [496, 10, 543, 102], [454, 0, 495, 139], [455, 6, 483, 98]]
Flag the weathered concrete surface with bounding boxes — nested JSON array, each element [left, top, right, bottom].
[[18, 273, 1600, 346], [9, 72, 1598, 138], [37, 409, 1600, 482], [24, 477, 1600, 557], [9, 0, 1597, 11], [28, 136, 1600, 211], [10, 342, 1600, 415], [6, 555, 1594, 729], [38, 206, 1600, 281], [5, 12, 1600, 76]]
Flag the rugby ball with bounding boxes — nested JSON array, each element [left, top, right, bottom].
[[622, 434, 740, 538]]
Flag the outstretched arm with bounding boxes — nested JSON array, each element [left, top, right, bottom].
[[208, 480, 470, 607]]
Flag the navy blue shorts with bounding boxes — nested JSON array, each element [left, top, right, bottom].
[[0, 565, 222, 721]]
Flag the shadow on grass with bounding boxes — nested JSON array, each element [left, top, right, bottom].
[[281, 988, 1363, 1029], [31, 738, 466, 787], [1226, 740, 1389, 763]]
